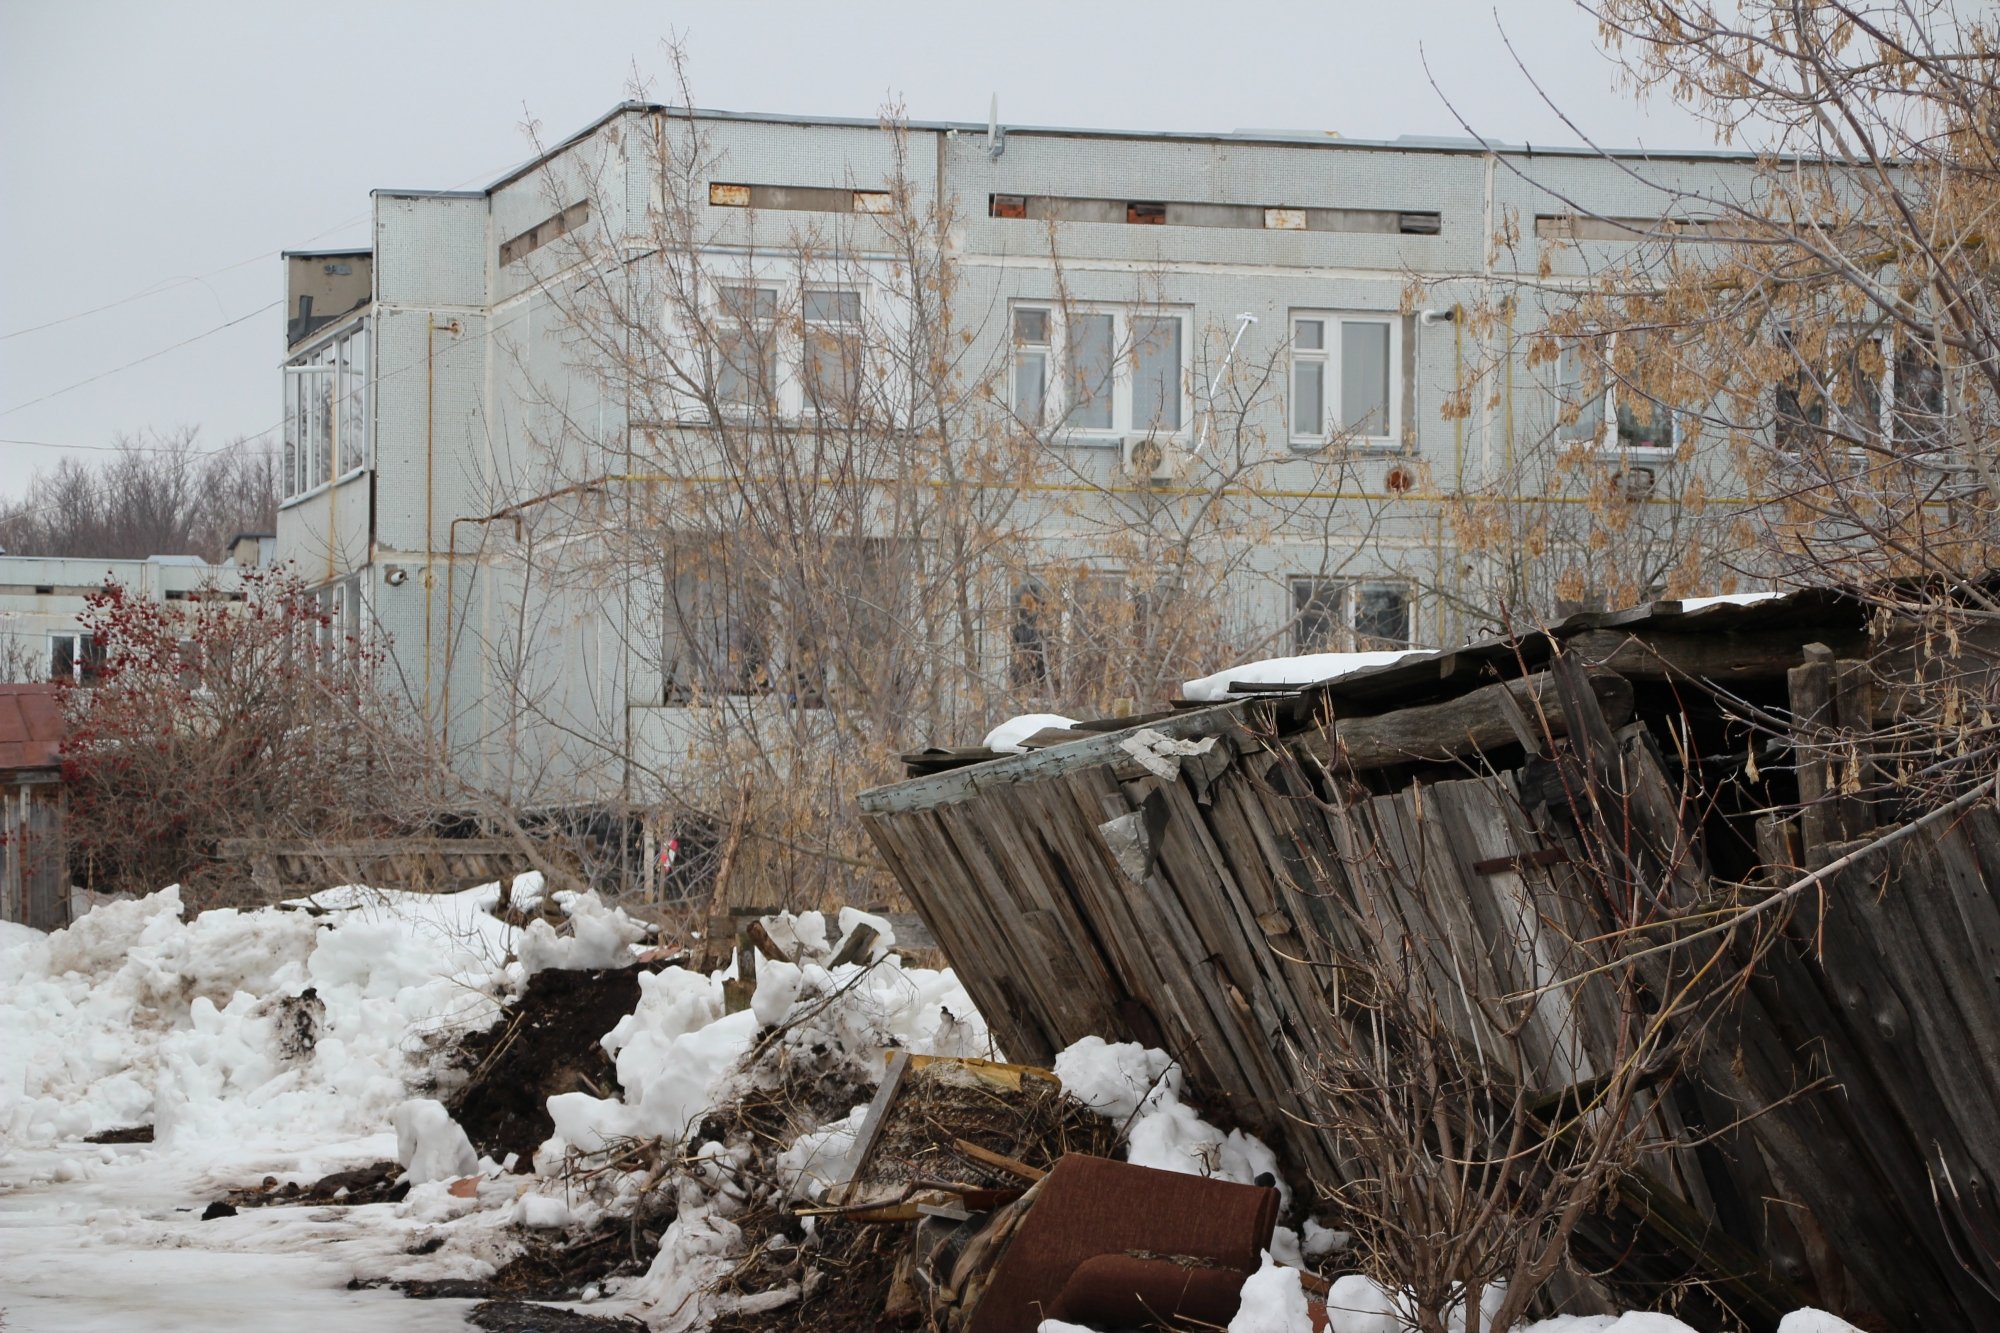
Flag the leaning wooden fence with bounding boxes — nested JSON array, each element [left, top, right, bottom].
[[860, 594, 2000, 1332]]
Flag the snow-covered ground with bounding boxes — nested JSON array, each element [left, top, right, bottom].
[[0, 880, 1865, 1332]]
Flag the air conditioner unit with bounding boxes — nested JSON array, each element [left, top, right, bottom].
[[1121, 434, 1174, 482], [1614, 466, 1658, 499]]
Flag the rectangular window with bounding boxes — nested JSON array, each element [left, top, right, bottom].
[[1893, 337, 1946, 454], [1290, 577, 1342, 653], [1340, 321, 1391, 436], [715, 283, 780, 409], [1010, 579, 1051, 689], [1292, 319, 1325, 437], [1013, 308, 1050, 426], [801, 287, 864, 410], [1013, 303, 1189, 438], [1556, 331, 1675, 454], [1290, 313, 1401, 448], [662, 546, 774, 698], [1556, 342, 1608, 443], [1130, 316, 1183, 433], [1353, 584, 1410, 648], [1289, 577, 1410, 652], [281, 320, 368, 500], [338, 330, 367, 474], [1775, 328, 1890, 456], [283, 371, 300, 497], [48, 632, 103, 684], [1065, 312, 1117, 430]]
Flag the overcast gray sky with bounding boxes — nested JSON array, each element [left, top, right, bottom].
[[0, 0, 1711, 499]]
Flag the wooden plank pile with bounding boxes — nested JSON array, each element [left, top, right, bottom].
[[858, 590, 2000, 1331]]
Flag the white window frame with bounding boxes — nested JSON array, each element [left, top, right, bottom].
[[1288, 576, 1412, 652], [281, 318, 371, 506], [1772, 324, 1944, 460], [704, 276, 872, 421], [1554, 330, 1677, 459], [1289, 311, 1403, 451], [1009, 302, 1191, 443], [47, 631, 99, 683]]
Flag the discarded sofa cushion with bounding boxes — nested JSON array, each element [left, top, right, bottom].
[[957, 1153, 1279, 1333], [1046, 1252, 1251, 1327]]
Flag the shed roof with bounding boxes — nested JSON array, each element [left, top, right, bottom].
[[0, 684, 64, 775]]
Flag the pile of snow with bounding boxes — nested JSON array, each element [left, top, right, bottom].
[[392, 1097, 480, 1185], [1055, 1035, 1294, 1259], [543, 905, 975, 1170], [985, 712, 1080, 754], [1182, 649, 1434, 703], [517, 887, 651, 974], [0, 885, 509, 1150], [0, 881, 1880, 1333]]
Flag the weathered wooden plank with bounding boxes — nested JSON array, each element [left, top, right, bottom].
[[1293, 668, 1634, 773], [1565, 624, 1871, 682], [1789, 644, 1837, 856]]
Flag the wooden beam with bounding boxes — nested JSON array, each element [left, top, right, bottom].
[[1566, 626, 1870, 681], [1300, 667, 1634, 772]]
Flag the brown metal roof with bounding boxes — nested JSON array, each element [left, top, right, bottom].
[[0, 684, 63, 774]]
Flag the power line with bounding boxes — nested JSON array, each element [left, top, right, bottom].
[[0, 154, 521, 344], [0, 276, 230, 343], [0, 301, 281, 419], [0, 434, 264, 456]]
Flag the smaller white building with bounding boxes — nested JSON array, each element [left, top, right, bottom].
[[0, 555, 246, 683]]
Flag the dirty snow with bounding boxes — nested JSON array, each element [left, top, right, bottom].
[[984, 712, 1079, 753], [0, 885, 1882, 1333], [392, 1098, 480, 1184], [1182, 649, 1434, 703], [1229, 1252, 1313, 1331]]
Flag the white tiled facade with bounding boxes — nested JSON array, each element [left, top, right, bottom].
[[0, 555, 242, 684], [275, 104, 1763, 803]]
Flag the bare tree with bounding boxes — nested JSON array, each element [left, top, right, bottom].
[[0, 430, 278, 562], [431, 62, 1421, 917]]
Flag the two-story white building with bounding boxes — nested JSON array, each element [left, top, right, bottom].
[[275, 104, 1776, 806]]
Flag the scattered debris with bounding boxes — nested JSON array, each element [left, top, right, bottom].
[[917, 1154, 1280, 1332], [466, 1300, 649, 1332], [226, 1159, 408, 1209], [82, 1123, 153, 1144]]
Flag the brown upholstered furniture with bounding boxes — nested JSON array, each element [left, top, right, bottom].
[[959, 1154, 1280, 1333]]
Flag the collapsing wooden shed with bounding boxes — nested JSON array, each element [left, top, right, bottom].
[[0, 683, 67, 931], [860, 590, 2000, 1331]]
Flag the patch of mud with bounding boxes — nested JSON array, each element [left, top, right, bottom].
[[383, 1201, 674, 1304], [451, 966, 650, 1163], [467, 1300, 648, 1332], [84, 1124, 154, 1144], [227, 1159, 409, 1209]]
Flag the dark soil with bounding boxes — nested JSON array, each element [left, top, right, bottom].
[[381, 1200, 674, 1303], [84, 1124, 154, 1144], [451, 965, 651, 1163], [710, 1219, 914, 1333], [226, 1159, 409, 1209], [467, 1300, 648, 1332]]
